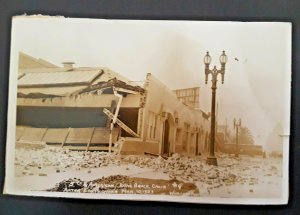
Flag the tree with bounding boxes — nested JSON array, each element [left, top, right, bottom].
[[234, 126, 255, 145]]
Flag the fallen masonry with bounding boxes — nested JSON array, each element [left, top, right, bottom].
[[15, 146, 121, 170], [15, 146, 282, 192]]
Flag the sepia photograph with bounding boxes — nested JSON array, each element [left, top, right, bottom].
[[4, 16, 291, 204]]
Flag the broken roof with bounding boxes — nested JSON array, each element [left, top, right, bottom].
[[17, 86, 87, 98], [17, 54, 144, 98]]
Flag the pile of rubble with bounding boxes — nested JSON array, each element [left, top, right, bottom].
[[15, 146, 281, 192], [15, 147, 120, 170], [50, 175, 133, 193], [51, 177, 85, 192], [122, 153, 280, 188]]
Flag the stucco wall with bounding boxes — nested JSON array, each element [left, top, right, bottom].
[[141, 73, 210, 156]]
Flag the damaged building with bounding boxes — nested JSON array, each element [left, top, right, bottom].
[[16, 52, 211, 157]]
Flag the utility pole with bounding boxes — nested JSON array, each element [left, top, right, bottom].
[[233, 118, 242, 158]]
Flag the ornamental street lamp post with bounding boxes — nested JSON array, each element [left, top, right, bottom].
[[204, 51, 228, 166], [233, 118, 242, 158]]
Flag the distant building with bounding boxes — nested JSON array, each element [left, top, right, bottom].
[[173, 87, 199, 108], [16, 53, 210, 157]]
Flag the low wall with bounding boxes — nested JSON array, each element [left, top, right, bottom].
[[221, 143, 263, 156], [120, 138, 159, 155]]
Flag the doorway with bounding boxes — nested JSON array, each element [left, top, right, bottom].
[[196, 132, 199, 155], [162, 119, 170, 156], [205, 132, 209, 154]]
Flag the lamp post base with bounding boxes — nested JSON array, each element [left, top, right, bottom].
[[206, 156, 218, 166]]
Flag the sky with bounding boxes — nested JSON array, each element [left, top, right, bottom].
[[11, 17, 291, 150]]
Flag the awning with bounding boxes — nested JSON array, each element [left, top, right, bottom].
[[16, 126, 120, 146]]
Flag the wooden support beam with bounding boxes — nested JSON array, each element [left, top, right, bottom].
[[41, 128, 48, 142], [86, 127, 96, 151], [17, 127, 27, 141], [61, 127, 71, 148], [103, 108, 139, 138]]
